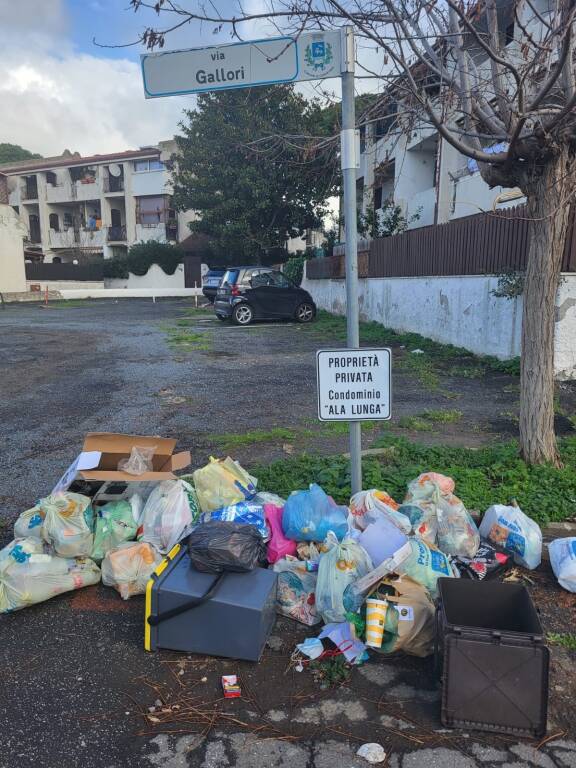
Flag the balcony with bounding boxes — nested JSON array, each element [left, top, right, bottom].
[[73, 178, 101, 201], [22, 185, 38, 201], [103, 176, 125, 194], [46, 182, 74, 203], [107, 225, 127, 242], [49, 228, 105, 248]]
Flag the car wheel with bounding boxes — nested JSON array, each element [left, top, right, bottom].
[[295, 302, 315, 323], [232, 303, 254, 326]]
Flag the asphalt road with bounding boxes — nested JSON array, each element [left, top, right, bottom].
[[0, 299, 574, 768]]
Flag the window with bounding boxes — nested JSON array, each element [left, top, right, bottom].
[[137, 195, 166, 226], [63, 212, 73, 229], [373, 186, 383, 211], [133, 158, 164, 172], [505, 22, 514, 45], [269, 271, 292, 288], [49, 213, 59, 231]]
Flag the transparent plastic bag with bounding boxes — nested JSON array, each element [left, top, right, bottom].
[[41, 492, 94, 557], [91, 501, 138, 562], [549, 538, 576, 593], [350, 489, 411, 534], [316, 533, 373, 623], [395, 538, 455, 598], [273, 556, 321, 625], [117, 445, 156, 475], [14, 505, 46, 540], [199, 501, 268, 540], [282, 484, 348, 542], [404, 473, 479, 558], [0, 538, 100, 613], [479, 504, 542, 569], [193, 457, 257, 513], [138, 479, 195, 554], [265, 504, 297, 564], [101, 541, 162, 599]]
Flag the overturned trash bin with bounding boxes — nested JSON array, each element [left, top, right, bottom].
[[145, 545, 277, 661], [436, 578, 549, 738]]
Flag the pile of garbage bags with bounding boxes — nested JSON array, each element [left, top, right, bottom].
[[5, 440, 570, 666]]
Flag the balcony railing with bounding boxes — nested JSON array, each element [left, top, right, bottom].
[[22, 186, 38, 201], [107, 225, 127, 242], [103, 176, 125, 193]]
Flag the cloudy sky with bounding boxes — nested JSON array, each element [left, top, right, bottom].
[[0, 1, 383, 159]]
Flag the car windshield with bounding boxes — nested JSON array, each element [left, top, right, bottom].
[[222, 269, 239, 285]]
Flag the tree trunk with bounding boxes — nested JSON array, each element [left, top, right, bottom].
[[519, 148, 575, 465]]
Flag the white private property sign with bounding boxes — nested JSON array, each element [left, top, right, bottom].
[[141, 30, 341, 98], [316, 348, 392, 421]]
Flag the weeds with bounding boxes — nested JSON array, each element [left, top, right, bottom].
[[420, 409, 463, 423], [213, 427, 297, 450], [398, 416, 434, 432], [252, 435, 576, 525], [548, 633, 576, 651]]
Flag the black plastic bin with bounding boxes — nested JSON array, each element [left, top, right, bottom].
[[436, 578, 549, 738]]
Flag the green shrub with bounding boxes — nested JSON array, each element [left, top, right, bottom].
[[104, 240, 183, 279]]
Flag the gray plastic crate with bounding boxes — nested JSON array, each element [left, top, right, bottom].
[[146, 546, 277, 661]]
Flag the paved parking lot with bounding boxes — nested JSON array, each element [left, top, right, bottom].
[[0, 298, 574, 768]]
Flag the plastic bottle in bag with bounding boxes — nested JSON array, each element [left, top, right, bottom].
[[316, 532, 373, 623]]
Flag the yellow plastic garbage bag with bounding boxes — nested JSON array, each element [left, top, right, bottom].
[[0, 538, 100, 613], [193, 457, 257, 514], [41, 492, 94, 557], [101, 541, 162, 600]]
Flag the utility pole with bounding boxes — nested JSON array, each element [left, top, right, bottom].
[[340, 27, 362, 495]]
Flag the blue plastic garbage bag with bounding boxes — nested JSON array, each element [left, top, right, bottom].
[[282, 484, 348, 542]]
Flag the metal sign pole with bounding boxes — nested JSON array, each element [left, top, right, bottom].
[[340, 27, 362, 495]]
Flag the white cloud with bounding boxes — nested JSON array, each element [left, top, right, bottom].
[[0, 0, 186, 156]]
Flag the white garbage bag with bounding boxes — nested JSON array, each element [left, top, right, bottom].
[[14, 505, 46, 540], [479, 504, 542, 570], [0, 538, 100, 613], [41, 492, 94, 557], [138, 479, 195, 554], [549, 538, 576, 592], [350, 489, 411, 534], [101, 541, 162, 599]]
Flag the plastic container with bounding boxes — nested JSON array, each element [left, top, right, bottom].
[[145, 545, 277, 661], [435, 578, 549, 737]]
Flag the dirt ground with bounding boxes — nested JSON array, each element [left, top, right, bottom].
[[1, 298, 575, 768]]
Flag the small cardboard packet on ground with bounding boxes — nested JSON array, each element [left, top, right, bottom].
[[222, 675, 241, 698]]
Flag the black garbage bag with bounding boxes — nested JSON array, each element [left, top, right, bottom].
[[188, 520, 267, 573]]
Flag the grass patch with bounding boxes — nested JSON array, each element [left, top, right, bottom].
[[420, 409, 463, 423], [398, 416, 434, 432], [252, 435, 576, 526], [548, 633, 576, 651], [42, 299, 94, 309], [448, 365, 486, 379], [166, 328, 210, 350], [214, 427, 298, 450]]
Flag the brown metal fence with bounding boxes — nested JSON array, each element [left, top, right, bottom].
[[306, 206, 576, 279]]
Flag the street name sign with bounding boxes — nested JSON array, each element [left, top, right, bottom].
[[316, 348, 392, 421], [141, 30, 341, 98]]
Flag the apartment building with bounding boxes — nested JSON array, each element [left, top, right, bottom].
[[355, 0, 537, 233], [0, 140, 194, 263]]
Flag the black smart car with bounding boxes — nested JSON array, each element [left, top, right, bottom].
[[214, 267, 316, 325]]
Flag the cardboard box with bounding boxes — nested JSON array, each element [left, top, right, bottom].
[[52, 433, 191, 496]]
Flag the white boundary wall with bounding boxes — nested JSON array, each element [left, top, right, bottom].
[[105, 263, 187, 289], [302, 270, 576, 380]]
